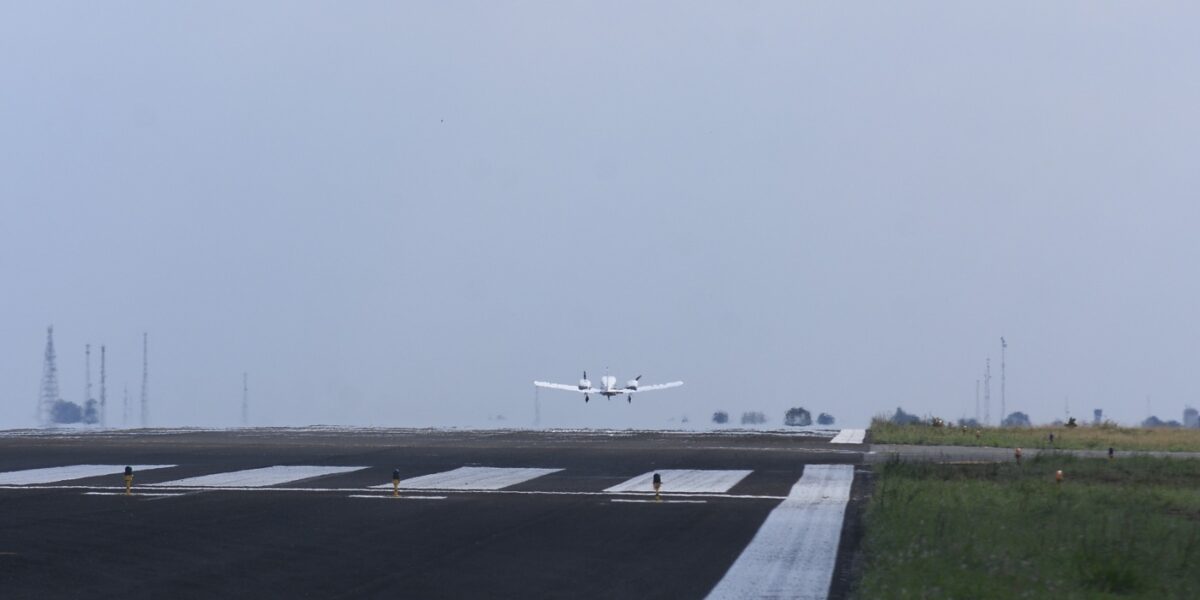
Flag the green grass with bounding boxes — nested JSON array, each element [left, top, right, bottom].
[[870, 419, 1200, 452], [855, 455, 1200, 599]]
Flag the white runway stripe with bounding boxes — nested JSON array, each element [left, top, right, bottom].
[[84, 492, 185, 497], [705, 464, 854, 600], [147, 465, 366, 488], [611, 498, 707, 504], [0, 464, 174, 485], [347, 495, 447, 500], [604, 470, 752, 494], [373, 467, 562, 490], [830, 429, 866, 444]]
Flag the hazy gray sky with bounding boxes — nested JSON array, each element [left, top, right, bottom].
[[3, 2, 1199, 429]]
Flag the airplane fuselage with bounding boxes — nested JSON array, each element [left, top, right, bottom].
[[594, 375, 629, 398]]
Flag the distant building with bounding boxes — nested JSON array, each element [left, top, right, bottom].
[[1185, 407, 1199, 428], [1093, 409, 1103, 425]]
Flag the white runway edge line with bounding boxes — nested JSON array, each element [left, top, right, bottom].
[[371, 467, 563, 491], [706, 465, 854, 600], [604, 470, 752, 494], [830, 429, 866, 444], [147, 466, 367, 488], [0, 464, 175, 485]]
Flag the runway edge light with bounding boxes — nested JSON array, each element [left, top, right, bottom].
[[124, 466, 133, 495], [653, 473, 662, 502], [392, 469, 400, 498]]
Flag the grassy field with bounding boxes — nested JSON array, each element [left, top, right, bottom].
[[854, 455, 1200, 599], [870, 420, 1200, 452]]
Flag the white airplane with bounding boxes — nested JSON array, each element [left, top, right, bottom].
[[534, 371, 683, 403]]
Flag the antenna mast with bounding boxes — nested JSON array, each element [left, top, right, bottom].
[[99, 345, 107, 427], [242, 372, 249, 426], [984, 358, 992, 426], [975, 379, 980, 423], [1000, 337, 1007, 424], [123, 383, 130, 426], [139, 332, 149, 427], [534, 386, 541, 428], [85, 344, 92, 414], [38, 326, 60, 426]]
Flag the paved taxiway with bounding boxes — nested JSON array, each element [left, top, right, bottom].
[[0, 428, 870, 599]]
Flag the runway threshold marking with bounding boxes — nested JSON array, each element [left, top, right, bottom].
[[146, 465, 367, 488], [830, 429, 866, 444], [370, 466, 563, 491], [604, 470, 753, 494], [0, 464, 175, 485], [705, 464, 854, 600], [0, 484, 786, 500]]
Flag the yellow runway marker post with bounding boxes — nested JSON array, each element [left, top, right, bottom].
[[392, 469, 400, 498], [123, 466, 133, 496], [652, 473, 662, 502]]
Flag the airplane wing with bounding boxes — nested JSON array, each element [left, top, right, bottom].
[[632, 381, 683, 393], [533, 381, 592, 393]]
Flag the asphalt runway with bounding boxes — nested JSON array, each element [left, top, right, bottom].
[[0, 428, 870, 599]]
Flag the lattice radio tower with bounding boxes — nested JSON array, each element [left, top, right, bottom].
[[37, 326, 61, 426], [140, 333, 149, 427]]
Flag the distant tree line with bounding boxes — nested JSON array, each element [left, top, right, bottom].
[[741, 411, 767, 425], [1001, 412, 1031, 427], [709, 407, 836, 426], [883, 406, 1200, 429], [50, 398, 99, 425], [1142, 415, 1184, 428], [888, 407, 1033, 428]]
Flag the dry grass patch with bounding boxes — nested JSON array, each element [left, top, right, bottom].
[[870, 420, 1200, 452]]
